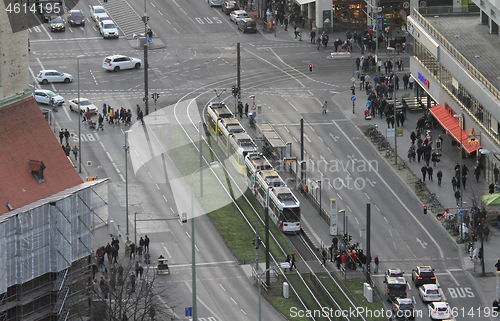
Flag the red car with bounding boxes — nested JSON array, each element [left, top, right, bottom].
[[67, 9, 85, 26]]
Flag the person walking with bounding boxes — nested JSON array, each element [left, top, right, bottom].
[[452, 177, 457, 192], [462, 175, 467, 189], [244, 103, 249, 117], [290, 252, 296, 271], [284, 16, 288, 31], [421, 165, 427, 182], [373, 255, 379, 273], [321, 248, 327, 266], [474, 166, 481, 183], [322, 100, 327, 114], [410, 131, 416, 145], [310, 29, 316, 44], [427, 166, 433, 181], [455, 190, 461, 206], [437, 169, 443, 186], [59, 129, 64, 144], [72, 146, 78, 161], [139, 110, 144, 125], [144, 235, 150, 253], [64, 129, 70, 144]]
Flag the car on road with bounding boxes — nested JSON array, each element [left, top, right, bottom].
[[33, 90, 65, 105], [68, 98, 98, 114], [385, 277, 407, 302], [39, 2, 59, 22], [99, 21, 119, 38], [428, 302, 451, 320], [385, 268, 404, 283], [238, 18, 256, 33], [49, 16, 65, 32], [419, 284, 442, 303], [90, 5, 107, 21], [67, 9, 85, 26], [412, 265, 436, 287], [36, 70, 72, 84], [391, 298, 416, 320], [102, 55, 141, 71], [230, 10, 248, 23], [95, 15, 112, 28], [207, 0, 223, 6], [222, 1, 238, 14]]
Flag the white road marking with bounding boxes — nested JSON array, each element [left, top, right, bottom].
[[355, 217, 359, 224], [231, 297, 237, 305], [241, 309, 246, 315], [148, 171, 153, 178], [384, 216, 389, 224], [185, 231, 191, 239], [364, 192, 370, 199], [155, 184, 160, 190], [219, 284, 226, 291], [346, 205, 352, 212], [446, 269, 460, 286], [163, 195, 168, 202], [163, 246, 172, 258], [106, 152, 113, 162], [336, 193, 342, 200], [119, 173, 125, 182], [389, 229, 393, 237], [158, 10, 163, 15], [375, 204, 380, 211], [393, 242, 397, 249], [184, 281, 223, 321], [170, 207, 175, 213]]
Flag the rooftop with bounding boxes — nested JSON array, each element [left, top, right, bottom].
[[427, 14, 500, 89], [0, 97, 83, 215]]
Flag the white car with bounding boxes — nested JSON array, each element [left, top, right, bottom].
[[102, 55, 141, 71], [95, 15, 111, 27], [428, 302, 451, 320], [90, 5, 107, 21], [208, 0, 223, 6], [33, 89, 64, 105], [229, 10, 248, 23], [419, 284, 442, 303], [68, 98, 98, 114], [36, 70, 73, 84], [99, 21, 119, 38]]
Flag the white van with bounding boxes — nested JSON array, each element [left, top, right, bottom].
[[208, 0, 223, 6]]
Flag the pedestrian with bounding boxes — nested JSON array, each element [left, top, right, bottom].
[[98, 113, 104, 130], [455, 190, 461, 206], [130, 242, 135, 259], [374, 255, 379, 273], [291, 252, 296, 271], [149, 306, 156, 321], [64, 144, 71, 157], [410, 131, 416, 145], [484, 226, 490, 241], [294, 26, 299, 39], [139, 264, 144, 279], [322, 100, 327, 114], [64, 129, 70, 144], [284, 254, 291, 272], [70, 145, 78, 161], [329, 244, 335, 262], [310, 29, 316, 43], [489, 183, 495, 194], [284, 16, 288, 31], [427, 166, 433, 181], [321, 248, 327, 265], [144, 235, 150, 253], [237, 101, 243, 118], [437, 169, 442, 186], [139, 110, 144, 125], [244, 103, 249, 117], [129, 273, 136, 293], [93, 278, 99, 293], [462, 175, 467, 189], [452, 177, 457, 192], [408, 73, 414, 89], [421, 165, 427, 182], [474, 166, 481, 183], [59, 128, 64, 144]]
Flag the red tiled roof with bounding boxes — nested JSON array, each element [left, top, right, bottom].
[[0, 97, 83, 215]]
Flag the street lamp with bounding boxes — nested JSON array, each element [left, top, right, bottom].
[[316, 180, 322, 215], [77, 54, 85, 173], [124, 130, 133, 240], [191, 161, 219, 321], [387, 47, 397, 165], [454, 114, 463, 209]]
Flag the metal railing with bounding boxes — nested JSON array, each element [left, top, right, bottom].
[[417, 5, 480, 15], [412, 9, 500, 103]]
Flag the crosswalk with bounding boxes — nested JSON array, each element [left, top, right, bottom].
[[100, 0, 146, 39]]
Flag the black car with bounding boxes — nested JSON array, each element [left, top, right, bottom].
[[49, 16, 65, 32], [39, 2, 58, 22], [392, 298, 416, 320], [238, 18, 256, 33], [411, 266, 436, 287], [385, 268, 404, 283], [222, 1, 238, 14]]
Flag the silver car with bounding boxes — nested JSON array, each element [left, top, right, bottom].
[[33, 89, 64, 105], [102, 55, 141, 71], [36, 70, 73, 84], [68, 98, 98, 114], [419, 284, 443, 303]]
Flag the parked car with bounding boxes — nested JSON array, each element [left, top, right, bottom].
[[99, 21, 119, 38], [33, 90, 64, 105], [237, 18, 256, 33], [222, 1, 238, 14], [102, 55, 141, 71], [67, 9, 85, 26], [36, 70, 72, 84], [412, 266, 436, 287], [419, 284, 443, 303], [49, 16, 65, 32], [90, 5, 107, 21], [68, 98, 98, 114], [229, 10, 248, 23]]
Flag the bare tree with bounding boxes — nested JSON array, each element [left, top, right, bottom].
[[91, 259, 177, 321]]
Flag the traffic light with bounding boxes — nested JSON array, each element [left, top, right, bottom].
[[423, 206, 428, 215], [383, 18, 387, 28], [252, 236, 261, 249], [351, 86, 355, 95], [309, 64, 313, 72], [348, 235, 352, 242], [234, 86, 239, 97], [495, 260, 500, 272], [231, 85, 235, 96]]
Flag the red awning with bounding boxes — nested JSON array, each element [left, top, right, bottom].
[[429, 105, 481, 154]]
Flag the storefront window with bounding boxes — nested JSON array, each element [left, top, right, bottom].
[[332, 0, 364, 28]]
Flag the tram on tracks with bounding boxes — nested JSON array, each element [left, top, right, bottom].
[[245, 153, 301, 233], [206, 102, 258, 174]]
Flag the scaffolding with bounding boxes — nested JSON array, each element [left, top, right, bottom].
[[0, 179, 108, 321]]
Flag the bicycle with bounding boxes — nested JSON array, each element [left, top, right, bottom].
[[415, 179, 425, 191]]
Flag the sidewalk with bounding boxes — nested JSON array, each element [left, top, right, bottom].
[[334, 81, 500, 304]]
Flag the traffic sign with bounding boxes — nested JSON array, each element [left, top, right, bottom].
[[87, 161, 92, 166], [458, 210, 465, 217], [185, 307, 192, 317], [351, 77, 356, 82], [147, 37, 153, 43], [351, 96, 356, 102], [252, 112, 256, 117]]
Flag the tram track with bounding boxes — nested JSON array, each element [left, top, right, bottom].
[[158, 68, 368, 320]]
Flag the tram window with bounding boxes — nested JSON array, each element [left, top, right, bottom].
[[283, 208, 300, 221], [246, 167, 253, 179]]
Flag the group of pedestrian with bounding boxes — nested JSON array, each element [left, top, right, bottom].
[[237, 100, 249, 118], [283, 252, 297, 272]]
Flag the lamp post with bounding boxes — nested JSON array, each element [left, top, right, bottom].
[[191, 162, 219, 321], [77, 55, 85, 173], [124, 130, 133, 240], [387, 47, 397, 165], [316, 180, 322, 215]]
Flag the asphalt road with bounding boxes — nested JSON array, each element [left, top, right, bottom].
[[27, 0, 492, 319]]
